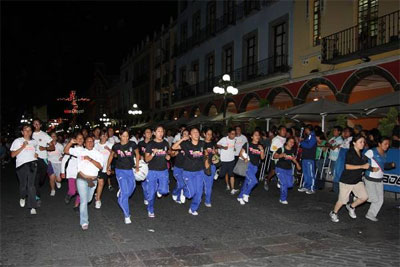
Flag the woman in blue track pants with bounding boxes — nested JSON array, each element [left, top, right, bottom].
[[144, 125, 171, 218], [237, 130, 265, 205], [137, 128, 153, 206], [203, 128, 217, 208], [171, 129, 189, 204], [172, 127, 206, 216], [273, 137, 302, 204], [107, 129, 140, 224]]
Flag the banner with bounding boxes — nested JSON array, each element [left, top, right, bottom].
[[383, 148, 400, 193]]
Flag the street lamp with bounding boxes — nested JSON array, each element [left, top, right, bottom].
[[20, 115, 29, 124], [99, 113, 111, 126], [213, 74, 238, 124], [128, 104, 142, 115]]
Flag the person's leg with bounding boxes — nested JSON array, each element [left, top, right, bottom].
[[351, 182, 368, 208], [302, 160, 312, 190], [277, 168, 288, 201], [35, 159, 46, 197], [157, 170, 169, 195], [183, 171, 196, 199], [141, 180, 148, 203], [47, 162, 56, 192], [76, 179, 89, 226], [27, 162, 38, 209], [95, 178, 105, 201], [146, 171, 157, 214], [16, 166, 28, 201], [190, 171, 203, 212], [204, 165, 215, 205], [115, 169, 131, 218], [309, 160, 316, 191], [172, 167, 184, 198], [243, 164, 258, 196], [237, 172, 249, 199], [333, 182, 352, 213]]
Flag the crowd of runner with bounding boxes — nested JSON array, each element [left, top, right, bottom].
[[7, 119, 400, 230]]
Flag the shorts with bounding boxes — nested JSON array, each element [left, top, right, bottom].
[[220, 160, 235, 178], [98, 171, 108, 180], [338, 182, 368, 204], [47, 162, 61, 177]]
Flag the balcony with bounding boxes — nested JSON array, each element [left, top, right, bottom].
[[321, 10, 400, 64], [173, 55, 289, 103]]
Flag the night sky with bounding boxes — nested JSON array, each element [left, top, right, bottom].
[[1, 1, 177, 127]]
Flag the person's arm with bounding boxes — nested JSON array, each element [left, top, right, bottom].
[[216, 138, 228, 150], [64, 139, 77, 154], [10, 140, 27, 158], [346, 163, 369, 170], [273, 148, 285, 159], [239, 148, 246, 161], [106, 150, 115, 175], [300, 134, 317, 149], [134, 148, 140, 172], [83, 155, 102, 170], [171, 136, 189, 150], [384, 162, 396, 170]]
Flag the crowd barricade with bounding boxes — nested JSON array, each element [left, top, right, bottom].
[[259, 146, 271, 181]]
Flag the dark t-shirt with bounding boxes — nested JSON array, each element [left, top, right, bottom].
[[243, 142, 263, 166], [112, 141, 138, 170], [203, 141, 216, 165], [145, 140, 169, 171], [138, 140, 150, 157], [174, 150, 185, 168], [181, 140, 205, 172], [340, 147, 368, 184], [275, 146, 296, 170]]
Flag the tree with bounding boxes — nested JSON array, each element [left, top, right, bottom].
[[335, 114, 347, 129], [378, 107, 398, 137]]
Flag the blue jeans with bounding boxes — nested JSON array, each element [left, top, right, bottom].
[[276, 167, 293, 201], [238, 163, 258, 198], [172, 166, 184, 201], [302, 159, 315, 191], [146, 170, 169, 214], [116, 169, 136, 218], [183, 170, 204, 212], [76, 178, 97, 226], [203, 165, 216, 205]]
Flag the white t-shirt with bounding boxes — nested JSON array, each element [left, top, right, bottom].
[[364, 149, 383, 179], [341, 136, 353, 149], [217, 137, 236, 162], [328, 136, 343, 161], [10, 137, 38, 168], [48, 143, 64, 163], [166, 136, 174, 147], [130, 136, 138, 144], [270, 135, 286, 153], [69, 147, 103, 177], [95, 142, 113, 173], [108, 136, 120, 145], [234, 135, 248, 156], [173, 133, 181, 143], [32, 131, 52, 159], [61, 146, 84, 179]]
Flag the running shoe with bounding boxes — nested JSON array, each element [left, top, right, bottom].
[[148, 212, 155, 218], [279, 199, 288, 205], [346, 204, 357, 219], [30, 208, 37, 215], [230, 189, 239, 195], [237, 198, 245, 205], [226, 185, 230, 191], [305, 189, 316, 195], [124, 216, 132, 224], [365, 214, 378, 222], [205, 203, 212, 208], [297, 187, 307, 192], [55, 182, 61, 189], [180, 190, 186, 204], [188, 209, 198, 216], [64, 194, 72, 204], [144, 200, 149, 206], [117, 189, 120, 198], [19, 198, 25, 208], [329, 211, 339, 222], [172, 194, 178, 202], [157, 192, 162, 198], [242, 194, 249, 203], [263, 180, 269, 191], [81, 224, 88, 230], [50, 190, 56, 197], [95, 200, 102, 209]]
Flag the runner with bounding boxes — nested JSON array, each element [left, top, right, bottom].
[[107, 129, 140, 224], [47, 131, 64, 196], [171, 129, 189, 204], [137, 128, 153, 205], [203, 128, 217, 207], [237, 130, 265, 205], [10, 124, 39, 215], [144, 125, 171, 218], [217, 128, 238, 195]]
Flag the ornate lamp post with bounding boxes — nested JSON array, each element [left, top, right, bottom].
[[213, 74, 238, 124]]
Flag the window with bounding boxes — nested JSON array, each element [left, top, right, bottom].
[[273, 22, 286, 68], [206, 53, 215, 90], [207, 1, 216, 35], [243, 33, 257, 77], [224, 0, 235, 25], [358, 0, 378, 36], [192, 11, 201, 40], [313, 0, 321, 46], [222, 44, 234, 74]]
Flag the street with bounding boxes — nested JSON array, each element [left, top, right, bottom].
[[1, 164, 399, 267]]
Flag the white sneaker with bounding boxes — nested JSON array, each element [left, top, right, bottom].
[[188, 209, 198, 216], [214, 172, 219, 180], [346, 204, 357, 219], [180, 190, 186, 204], [144, 200, 149, 206], [230, 189, 239, 195], [148, 212, 155, 218], [50, 190, 56, 196], [30, 208, 37, 215], [81, 223, 89, 230], [56, 182, 61, 189], [226, 185, 230, 191], [95, 200, 102, 209], [124, 216, 132, 224], [237, 198, 246, 205], [242, 194, 249, 203], [365, 214, 378, 222], [157, 192, 162, 198], [172, 194, 178, 201], [279, 199, 288, 205], [205, 203, 212, 208], [117, 189, 121, 198], [20, 198, 25, 208], [329, 211, 339, 222], [298, 187, 307, 192], [306, 189, 316, 195]]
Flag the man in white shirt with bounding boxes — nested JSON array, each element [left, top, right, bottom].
[[32, 119, 55, 201], [265, 126, 287, 191], [217, 128, 238, 195], [326, 126, 343, 183], [107, 127, 120, 145], [172, 125, 187, 143], [234, 126, 248, 159]]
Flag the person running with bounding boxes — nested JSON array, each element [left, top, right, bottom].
[[106, 129, 140, 224], [137, 128, 153, 206], [61, 132, 84, 212], [329, 135, 369, 223], [265, 126, 287, 191], [217, 128, 238, 195], [107, 127, 120, 145], [10, 124, 39, 215], [364, 136, 395, 221], [47, 131, 64, 196], [298, 125, 317, 194], [273, 137, 301, 204], [144, 125, 171, 218], [333, 127, 354, 193], [94, 129, 113, 209], [237, 130, 265, 205], [172, 127, 206, 216], [203, 128, 217, 207], [32, 119, 55, 203], [171, 129, 190, 204]]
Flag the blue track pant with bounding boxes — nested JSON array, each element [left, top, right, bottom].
[[183, 170, 204, 212], [302, 160, 316, 191], [203, 164, 216, 205], [172, 166, 184, 201], [115, 169, 136, 218], [146, 169, 169, 214], [276, 167, 294, 201], [238, 163, 258, 198]]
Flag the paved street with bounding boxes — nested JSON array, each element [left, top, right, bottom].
[[1, 163, 399, 267]]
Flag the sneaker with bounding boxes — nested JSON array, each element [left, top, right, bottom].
[[237, 198, 246, 205], [95, 200, 102, 209], [298, 187, 307, 192], [329, 211, 339, 222], [108, 185, 114, 191], [242, 194, 249, 203], [64, 194, 72, 204], [279, 199, 288, 205], [346, 204, 357, 219], [30, 208, 37, 215], [148, 212, 155, 218], [365, 214, 378, 222], [306, 189, 316, 195], [188, 209, 198, 216], [213, 172, 219, 180], [263, 181, 269, 191], [144, 200, 149, 206], [117, 189, 120, 198], [19, 198, 25, 208], [50, 190, 56, 196], [205, 203, 212, 208], [230, 189, 239, 195], [226, 185, 230, 191], [157, 192, 162, 198], [55, 182, 61, 189], [180, 190, 186, 204], [172, 194, 178, 202], [81, 224, 88, 230], [277, 182, 281, 189], [124, 216, 132, 224]]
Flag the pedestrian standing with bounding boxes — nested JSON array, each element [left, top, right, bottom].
[[326, 126, 343, 192], [298, 125, 317, 194], [107, 129, 140, 224], [10, 124, 39, 215], [137, 128, 153, 205], [47, 131, 64, 196], [171, 129, 189, 204], [217, 128, 238, 194], [203, 128, 217, 207]]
